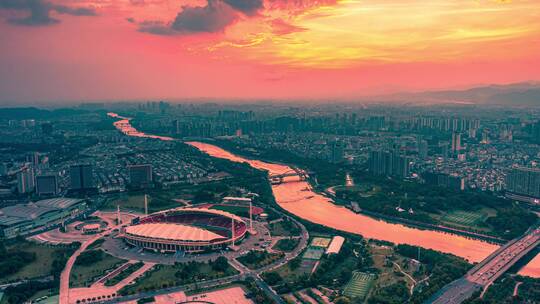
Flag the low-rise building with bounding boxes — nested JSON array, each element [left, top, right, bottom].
[[0, 197, 87, 238]]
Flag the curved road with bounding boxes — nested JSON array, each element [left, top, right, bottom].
[[59, 212, 133, 304]]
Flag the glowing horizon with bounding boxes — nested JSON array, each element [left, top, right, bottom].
[[0, 0, 539, 103]]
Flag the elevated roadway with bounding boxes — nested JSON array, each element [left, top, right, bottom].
[[425, 226, 540, 304]]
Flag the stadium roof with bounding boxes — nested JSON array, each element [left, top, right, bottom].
[[162, 207, 245, 224], [125, 223, 226, 242]]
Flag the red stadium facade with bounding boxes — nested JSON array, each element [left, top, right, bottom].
[[123, 208, 247, 253]]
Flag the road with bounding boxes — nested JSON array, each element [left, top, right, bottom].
[[59, 206, 308, 304], [59, 212, 136, 304], [59, 232, 105, 304], [425, 226, 540, 304]]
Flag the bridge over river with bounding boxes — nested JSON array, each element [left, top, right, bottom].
[[268, 168, 310, 184], [426, 226, 540, 304]]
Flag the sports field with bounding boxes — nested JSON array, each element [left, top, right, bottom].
[[441, 210, 487, 227], [302, 246, 325, 260], [310, 237, 331, 248], [343, 271, 376, 299], [209, 204, 264, 217]]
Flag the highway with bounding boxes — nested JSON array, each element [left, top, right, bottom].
[[426, 226, 540, 304]]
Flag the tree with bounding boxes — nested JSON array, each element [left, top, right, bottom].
[[211, 256, 229, 272], [289, 258, 301, 270], [263, 272, 283, 285], [334, 296, 351, 304]]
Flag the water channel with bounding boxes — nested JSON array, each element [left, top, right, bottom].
[[109, 112, 539, 278]]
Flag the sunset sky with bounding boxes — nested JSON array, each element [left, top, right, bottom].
[[1, 0, 539, 104]]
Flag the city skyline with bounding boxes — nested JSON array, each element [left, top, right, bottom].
[[1, 0, 540, 104]]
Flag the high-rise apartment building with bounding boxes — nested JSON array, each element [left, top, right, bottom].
[[451, 132, 461, 153], [330, 141, 344, 163], [36, 174, 59, 196], [506, 167, 540, 201], [418, 139, 428, 159], [0, 163, 7, 176], [70, 164, 94, 190], [128, 164, 153, 188], [17, 167, 35, 194], [423, 172, 465, 191], [368, 150, 410, 178]]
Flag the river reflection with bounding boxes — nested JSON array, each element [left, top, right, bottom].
[[107, 113, 174, 141], [187, 141, 540, 277], [107, 113, 538, 277], [187, 141, 499, 263], [518, 252, 540, 277]]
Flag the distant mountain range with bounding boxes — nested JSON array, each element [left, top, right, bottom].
[[368, 82, 540, 106]]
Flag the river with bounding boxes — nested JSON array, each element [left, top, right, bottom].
[[109, 113, 539, 277]]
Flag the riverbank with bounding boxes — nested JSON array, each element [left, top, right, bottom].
[[321, 190, 507, 245], [195, 139, 507, 245], [205, 139, 538, 239], [107, 113, 539, 278], [187, 141, 501, 263]]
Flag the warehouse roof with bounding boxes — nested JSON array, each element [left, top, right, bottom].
[[34, 198, 84, 209], [0, 197, 85, 228]]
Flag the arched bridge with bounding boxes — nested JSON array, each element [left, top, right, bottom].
[[268, 168, 310, 184]]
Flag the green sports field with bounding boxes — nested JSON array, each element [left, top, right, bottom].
[[441, 210, 488, 227], [343, 271, 376, 300], [302, 246, 325, 260]]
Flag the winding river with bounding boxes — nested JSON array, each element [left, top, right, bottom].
[[109, 113, 539, 278]]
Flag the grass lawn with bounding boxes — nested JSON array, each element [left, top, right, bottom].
[[265, 257, 313, 286], [272, 238, 300, 252], [343, 271, 376, 300], [1, 242, 75, 284], [302, 246, 325, 260], [104, 262, 144, 286], [101, 195, 147, 212], [440, 209, 490, 227], [268, 219, 301, 237], [237, 250, 284, 270], [27, 289, 58, 304], [369, 244, 420, 292], [87, 238, 105, 250], [333, 184, 381, 199], [70, 250, 127, 288], [101, 192, 182, 213], [119, 261, 238, 295]]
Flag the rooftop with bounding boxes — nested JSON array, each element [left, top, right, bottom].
[[158, 207, 245, 224], [125, 223, 226, 242], [34, 198, 84, 209], [326, 236, 345, 255], [0, 197, 86, 228]]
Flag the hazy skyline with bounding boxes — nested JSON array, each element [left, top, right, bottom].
[[1, 0, 540, 104]]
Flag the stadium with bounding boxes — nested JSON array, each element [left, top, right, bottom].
[[123, 208, 248, 253]]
